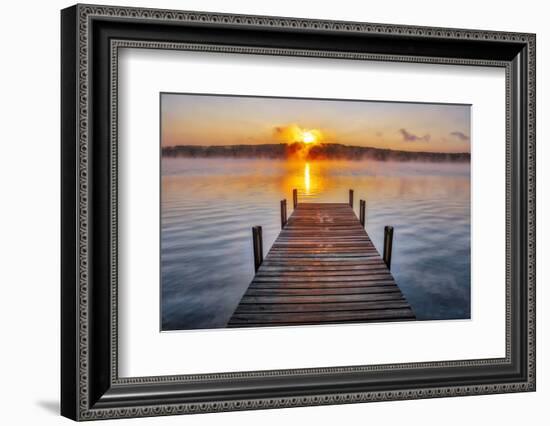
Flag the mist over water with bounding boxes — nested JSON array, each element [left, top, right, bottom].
[[161, 158, 470, 331]]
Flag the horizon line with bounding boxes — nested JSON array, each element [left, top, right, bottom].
[[162, 141, 471, 156]]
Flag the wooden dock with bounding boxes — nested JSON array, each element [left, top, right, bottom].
[[228, 195, 415, 328]]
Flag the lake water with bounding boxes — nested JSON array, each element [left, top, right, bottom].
[[161, 158, 471, 331]]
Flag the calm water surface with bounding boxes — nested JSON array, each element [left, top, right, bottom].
[[161, 158, 470, 330]]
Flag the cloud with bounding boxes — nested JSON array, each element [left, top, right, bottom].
[[450, 131, 470, 141], [273, 124, 324, 143], [399, 128, 431, 142]]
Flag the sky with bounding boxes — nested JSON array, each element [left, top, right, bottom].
[[161, 93, 471, 153]]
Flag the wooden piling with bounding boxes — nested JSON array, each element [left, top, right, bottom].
[[359, 199, 366, 227], [383, 225, 394, 269], [349, 189, 354, 208], [280, 199, 287, 229], [252, 226, 263, 272], [293, 189, 298, 209]]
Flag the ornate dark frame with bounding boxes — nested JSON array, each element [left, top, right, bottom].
[[61, 4, 536, 421]]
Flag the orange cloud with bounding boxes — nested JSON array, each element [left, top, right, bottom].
[[273, 124, 325, 145]]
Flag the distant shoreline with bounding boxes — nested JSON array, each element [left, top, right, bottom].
[[161, 143, 470, 163]]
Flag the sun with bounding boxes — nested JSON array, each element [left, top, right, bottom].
[[301, 130, 316, 144]]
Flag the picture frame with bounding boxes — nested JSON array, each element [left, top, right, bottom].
[[61, 3, 536, 421]]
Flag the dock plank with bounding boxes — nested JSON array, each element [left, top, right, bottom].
[[227, 202, 415, 327], [233, 300, 411, 314]]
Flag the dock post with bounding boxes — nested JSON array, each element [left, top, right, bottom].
[[293, 188, 298, 209], [252, 226, 264, 272], [280, 199, 287, 229], [349, 189, 354, 208], [383, 225, 394, 269], [359, 200, 366, 227]]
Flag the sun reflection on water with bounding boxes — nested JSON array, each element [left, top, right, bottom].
[[304, 162, 311, 194], [279, 161, 326, 201]]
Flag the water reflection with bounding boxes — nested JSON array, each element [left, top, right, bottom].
[[304, 162, 310, 194], [161, 158, 470, 331]]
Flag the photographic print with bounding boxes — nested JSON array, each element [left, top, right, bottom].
[[160, 93, 471, 331]]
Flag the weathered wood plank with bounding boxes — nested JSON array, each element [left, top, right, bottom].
[[263, 258, 381, 263], [229, 309, 416, 325], [256, 269, 391, 276], [265, 254, 383, 259], [259, 265, 387, 272], [238, 292, 406, 305], [243, 287, 401, 296], [234, 300, 410, 314], [252, 274, 394, 282], [249, 280, 397, 289]]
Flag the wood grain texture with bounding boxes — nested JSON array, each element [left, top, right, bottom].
[[228, 203, 415, 327]]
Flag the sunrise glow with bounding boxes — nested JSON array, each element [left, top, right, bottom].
[[162, 93, 471, 154], [302, 131, 316, 144]]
